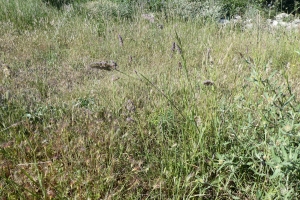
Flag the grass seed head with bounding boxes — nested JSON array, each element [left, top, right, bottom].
[[118, 34, 123, 47], [178, 62, 182, 69], [171, 42, 176, 52]]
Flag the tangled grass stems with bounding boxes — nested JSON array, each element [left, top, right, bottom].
[[1, 1, 300, 198]]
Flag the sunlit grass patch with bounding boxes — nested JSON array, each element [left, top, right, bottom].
[[1, 1, 300, 199]]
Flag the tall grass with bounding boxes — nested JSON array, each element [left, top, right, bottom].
[[1, 0, 300, 199], [0, 0, 55, 30]]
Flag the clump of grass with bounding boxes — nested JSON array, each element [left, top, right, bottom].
[[82, 0, 135, 20]]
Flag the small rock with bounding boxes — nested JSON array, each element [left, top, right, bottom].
[[218, 19, 230, 25], [266, 19, 272, 24], [233, 15, 242, 20], [232, 15, 242, 24], [244, 23, 253, 30], [279, 21, 288, 27], [292, 19, 300, 25], [275, 13, 290, 21], [291, 23, 300, 29], [270, 20, 279, 28], [287, 23, 300, 31]]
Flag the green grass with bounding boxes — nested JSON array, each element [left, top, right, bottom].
[[1, 0, 300, 199]]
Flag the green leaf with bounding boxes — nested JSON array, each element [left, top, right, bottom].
[[270, 168, 282, 179]]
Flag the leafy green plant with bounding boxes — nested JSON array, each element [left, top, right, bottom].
[[74, 97, 95, 108], [214, 68, 300, 198], [24, 105, 63, 124], [219, 0, 250, 17]]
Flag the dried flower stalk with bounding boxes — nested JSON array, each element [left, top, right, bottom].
[[118, 34, 123, 47]]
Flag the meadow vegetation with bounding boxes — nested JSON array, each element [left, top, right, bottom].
[[1, 0, 300, 199]]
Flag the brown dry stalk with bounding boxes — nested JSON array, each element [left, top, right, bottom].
[[118, 34, 123, 47], [17, 161, 52, 166], [176, 44, 182, 54], [171, 42, 176, 52], [207, 48, 213, 64], [178, 62, 182, 69]]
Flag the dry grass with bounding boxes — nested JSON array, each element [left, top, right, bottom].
[[1, 2, 300, 199]]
